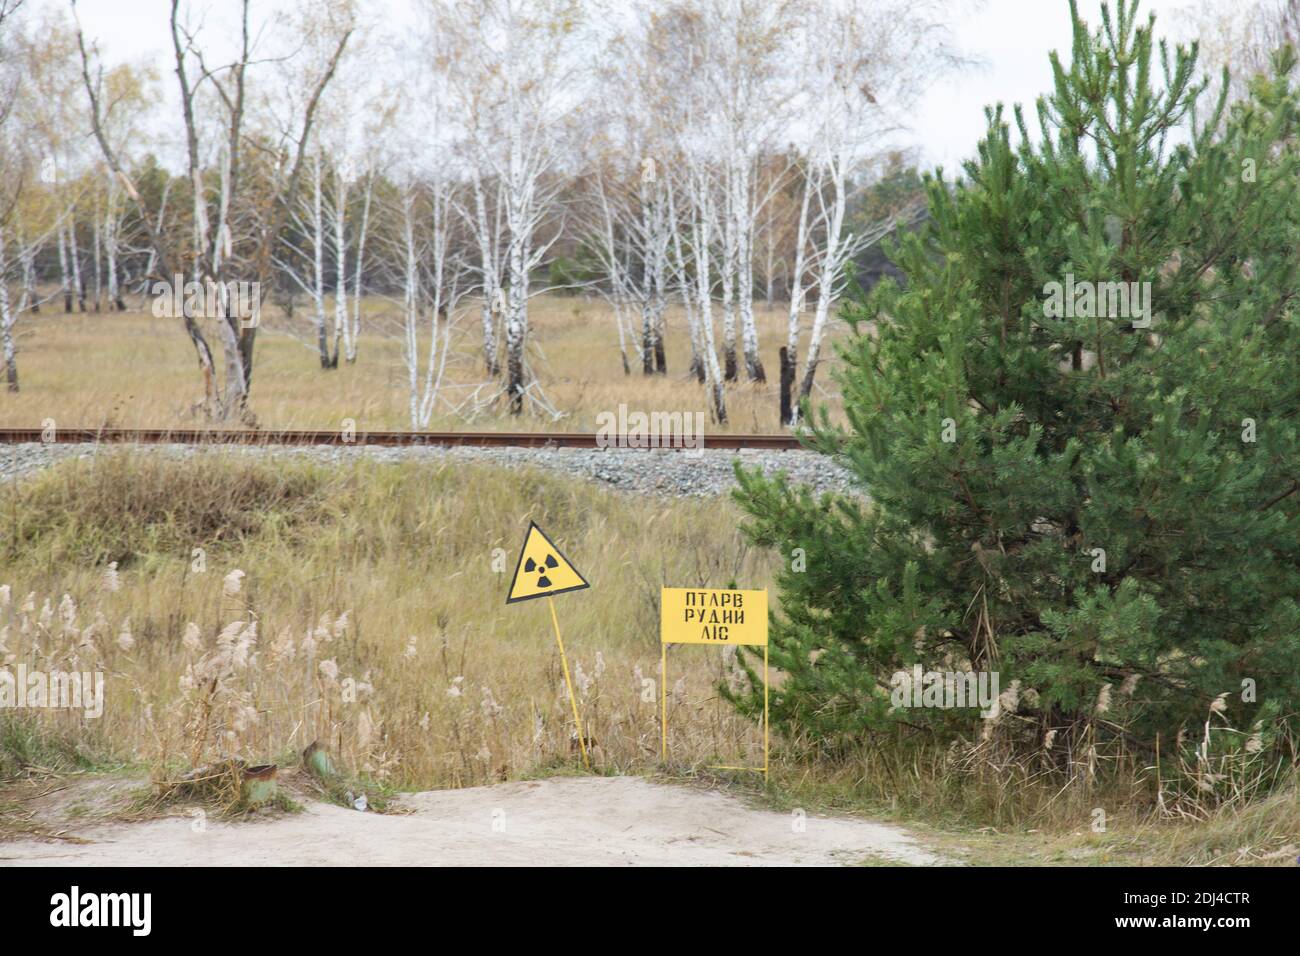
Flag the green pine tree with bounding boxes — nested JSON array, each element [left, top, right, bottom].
[[732, 0, 1300, 773]]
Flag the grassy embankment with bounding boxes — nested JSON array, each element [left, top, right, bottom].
[[1, 451, 1295, 864]]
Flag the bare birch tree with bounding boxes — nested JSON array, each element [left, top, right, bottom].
[[277, 148, 337, 366], [687, 162, 728, 422], [586, 162, 639, 375], [782, 0, 966, 421], [389, 175, 471, 428], [692, 0, 803, 383], [427, 0, 582, 414], [73, 0, 352, 420]]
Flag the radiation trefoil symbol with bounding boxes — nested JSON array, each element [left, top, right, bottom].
[[505, 522, 590, 604], [526, 553, 559, 589]]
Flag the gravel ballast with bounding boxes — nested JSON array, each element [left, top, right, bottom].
[[0, 441, 858, 500]]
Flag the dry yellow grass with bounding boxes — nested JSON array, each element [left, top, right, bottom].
[[0, 450, 778, 791], [3, 452, 1294, 865], [0, 294, 846, 433]]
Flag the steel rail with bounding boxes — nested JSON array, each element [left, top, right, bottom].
[[0, 427, 806, 451]]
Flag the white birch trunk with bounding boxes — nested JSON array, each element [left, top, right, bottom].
[[350, 171, 372, 365], [0, 229, 17, 391], [333, 166, 351, 363], [69, 219, 85, 313], [104, 183, 124, 311], [666, 178, 703, 383], [57, 223, 71, 312], [720, 162, 738, 381], [401, 188, 422, 427], [210, 148, 247, 413], [690, 169, 726, 422], [311, 154, 330, 367], [503, 111, 531, 415], [91, 199, 103, 312], [800, 158, 848, 402], [471, 172, 499, 376], [782, 167, 816, 425], [734, 157, 764, 381]]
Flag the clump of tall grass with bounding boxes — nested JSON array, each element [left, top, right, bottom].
[[2, 451, 331, 568], [0, 712, 111, 781], [764, 679, 1296, 834]]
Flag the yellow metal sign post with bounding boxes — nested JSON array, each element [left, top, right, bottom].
[[507, 522, 591, 769], [659, 586, 769, 776]]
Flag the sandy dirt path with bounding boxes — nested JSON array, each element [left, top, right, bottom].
[[0, 776, 944, 867]]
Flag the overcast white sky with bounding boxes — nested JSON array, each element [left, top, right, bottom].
[[915, 0, 1197, 171], [69, 0, 1204, 174]]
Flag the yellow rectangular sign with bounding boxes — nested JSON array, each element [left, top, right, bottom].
[[660, 587, 768, 646]]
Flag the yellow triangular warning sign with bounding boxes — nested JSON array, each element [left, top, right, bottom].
[[506, 522, 590, 604]]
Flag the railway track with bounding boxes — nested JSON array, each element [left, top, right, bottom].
[[0, 427, 806, 452]]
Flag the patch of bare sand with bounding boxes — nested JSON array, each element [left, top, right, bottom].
[[0, 775, 945, 866]]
